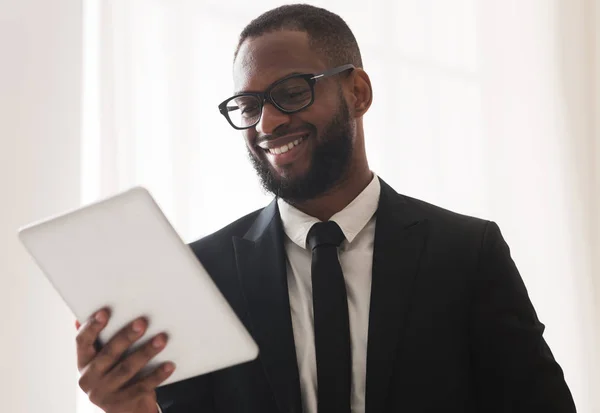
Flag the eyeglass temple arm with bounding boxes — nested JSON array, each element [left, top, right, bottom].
[[311, 64, 355, 80]]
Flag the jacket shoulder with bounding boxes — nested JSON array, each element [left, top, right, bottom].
[[188, 207, 263, 255], [398, 194, 495, 249], [402, 194, 489, 227]]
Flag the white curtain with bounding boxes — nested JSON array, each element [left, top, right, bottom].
[[75, 0, 599, 412], [1, 1, 82, 413]]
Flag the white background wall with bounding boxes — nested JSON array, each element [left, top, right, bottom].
[[0, 0, 81, 412]]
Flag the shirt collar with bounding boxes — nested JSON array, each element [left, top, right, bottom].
[[277, 174, 381, 249]]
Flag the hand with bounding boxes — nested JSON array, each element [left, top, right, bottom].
[[75, 309, 175, 413]]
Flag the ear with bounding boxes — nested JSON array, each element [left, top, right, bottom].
[[350, 68, 373, 118]]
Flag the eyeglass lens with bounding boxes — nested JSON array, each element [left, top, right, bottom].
[[225, 76, 313, 128]]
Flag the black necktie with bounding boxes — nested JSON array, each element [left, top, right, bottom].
[[307, 221, 351, 413]]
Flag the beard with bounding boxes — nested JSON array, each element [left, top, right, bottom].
[[247, 95, 354, 203]]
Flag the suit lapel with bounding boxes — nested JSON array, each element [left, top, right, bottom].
[[233, 200, 302, 413], [365, 179, 429, 413]]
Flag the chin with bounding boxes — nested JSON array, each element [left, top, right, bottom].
[[276, 158, 311, 175]]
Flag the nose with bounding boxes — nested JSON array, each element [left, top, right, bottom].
[[255, 103, 291, 135]]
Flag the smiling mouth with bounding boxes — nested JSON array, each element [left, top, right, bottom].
[[260, 135, 308, 155]]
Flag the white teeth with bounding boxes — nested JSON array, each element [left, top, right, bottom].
[[268, 135, 306, 155]]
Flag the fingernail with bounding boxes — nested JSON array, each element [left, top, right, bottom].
[[152, 335, 166, 348], [132, 320, 145, 333], [163, 362, 175, 373], [95, 311, 106, 323]]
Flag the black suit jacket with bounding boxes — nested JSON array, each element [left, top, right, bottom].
[[156, 178, 576, 413]]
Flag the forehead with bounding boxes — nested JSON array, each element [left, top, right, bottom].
[[233, 30, 326, 93]]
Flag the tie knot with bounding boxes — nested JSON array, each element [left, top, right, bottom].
[[306, 221, 345, 251]]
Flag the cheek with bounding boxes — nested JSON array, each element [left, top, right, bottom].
[[297, 103, 334, 130], [297, 113, 330, 142], [243, 131, 266, 159], [243, 131, 256, 149], [303, 88, 341, 136]]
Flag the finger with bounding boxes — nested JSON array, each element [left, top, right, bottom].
[[89, 317, 148, 378], [118, 362, 176, 402], [102, 333, 168, 391], [76, 309, 109, 371]]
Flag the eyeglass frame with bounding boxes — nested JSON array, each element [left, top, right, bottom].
[[218, 64, 356, 130]]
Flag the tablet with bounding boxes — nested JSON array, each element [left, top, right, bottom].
[[18, 186, 259, 386]]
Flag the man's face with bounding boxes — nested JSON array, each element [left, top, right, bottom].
[[233, 30, 355, 202]]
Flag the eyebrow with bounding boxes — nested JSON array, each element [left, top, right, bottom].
[[233, 71, 306, 95]]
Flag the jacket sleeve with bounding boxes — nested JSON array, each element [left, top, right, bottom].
[[155, 373, 214, 413], [469, 221, 576, 412]]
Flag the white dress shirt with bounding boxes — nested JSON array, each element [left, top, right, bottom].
[[278, 175, 381, 413]]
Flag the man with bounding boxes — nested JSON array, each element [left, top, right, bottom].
[[75, 4, 576, 413]]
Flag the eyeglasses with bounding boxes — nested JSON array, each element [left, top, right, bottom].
[[218, 64, 355, 130]]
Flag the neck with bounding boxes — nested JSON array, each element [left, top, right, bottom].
[[288, 166, 373, 222]]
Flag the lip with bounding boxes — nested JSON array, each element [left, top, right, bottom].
[[257, 132, 310, 150], [261, 133, 311, 167]]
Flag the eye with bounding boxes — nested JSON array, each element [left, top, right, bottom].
[[232, 96, 261, 118], [240, 104, 260, 116], [281, 87, 310, 101], [271, 83, 312, 110]]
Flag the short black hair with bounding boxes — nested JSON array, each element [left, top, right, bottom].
[[234, 4, 363, 69]]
